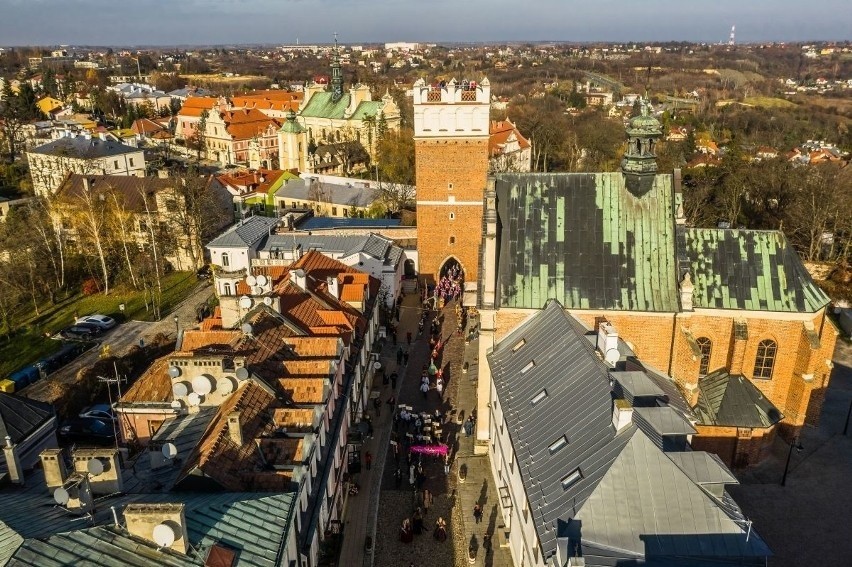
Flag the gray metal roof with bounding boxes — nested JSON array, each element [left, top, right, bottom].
[[488, 300, 632, 560], [633, 406, 697, 436], [263, 232, 404, 267], [666, 451, 739, 487], [696, 370, 784, 428], [573, 431, 769, 560], [297, 217, 403, 230], [29, 136, 139, 158], [488, 300, 768, 564], [274, 177, 376, 208], [8, 491, 295, 567], [612, 370, 665, 399], [0, 393, 55, 445], [207, 216, 280, 249]]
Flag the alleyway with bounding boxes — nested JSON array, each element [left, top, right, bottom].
[[336, 290, 512, 567]]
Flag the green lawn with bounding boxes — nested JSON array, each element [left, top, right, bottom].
[[0, 271, 201, 378], [743, 96, 797, 109]]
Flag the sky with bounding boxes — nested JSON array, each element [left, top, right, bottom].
[[0, 0, 850, 46]]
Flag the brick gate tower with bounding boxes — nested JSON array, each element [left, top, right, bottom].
[[413, 78, 491, 294]]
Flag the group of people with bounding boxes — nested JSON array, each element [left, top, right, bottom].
[[399, 488, 448, 543], [433, 264, 464, 305]]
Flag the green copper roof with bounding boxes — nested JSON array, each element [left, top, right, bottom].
[[299, 91, 382, 121], [494, 172, 679, 312], [279, 110, 305, 134], [683, 228, 829, 312]]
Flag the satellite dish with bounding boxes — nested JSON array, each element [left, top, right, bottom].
[[252, 286, 263, 295], [187, 392, 201, 407], [172, 381, 190, 398], [604, 348, 620, 366], [239, 296, 253, 309], [217, 376, 235, 395], [191, 374, 214, 395], [168, 365, 181, 378], [246, 275, 257, 286], [152, 523, 176, 548], [54, 486, 70, 505], [235, 367, 249, 381], [241, 323, 254, 335], [256, 275, 268, 287], [87, 458, 104, 476], [162, 442, 178, 460], [263, 296, 273, 306], [170, 400, 183, 410]]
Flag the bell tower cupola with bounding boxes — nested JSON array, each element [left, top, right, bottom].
[[621, 98, 662, 197], [330, 35, 344, 103]]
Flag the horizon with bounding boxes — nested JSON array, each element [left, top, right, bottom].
[[0, 0, 850, 47]]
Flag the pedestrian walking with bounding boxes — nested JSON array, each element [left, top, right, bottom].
[[373, 396, 382, 416], [395, 467, 403, 488], [436, 377, 444, 397], [423, 489, 433, 516], [444, 455, 450, 475], [391, 372, 398, 389], [473, 504, 483, 524], [406, 331, 412, 345], [403, 351, 409, 366], [365, 451, 372, 470], [464, 417, 474, 437], [420, 381, 429, 399], [397, 347, 404, 365], [409, 463, 416, 486], [392, 330, 397, 345]]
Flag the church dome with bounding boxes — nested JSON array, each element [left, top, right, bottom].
[[627, 111, 661, 136], [279, 110, 305, 134]]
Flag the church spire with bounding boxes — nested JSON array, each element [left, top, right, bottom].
[[330, 33, 344, 103], [621, 97, 662, 197]]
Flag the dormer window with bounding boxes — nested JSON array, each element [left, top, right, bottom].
[[561, 468, 583, 490], [530, 389, 547, 405], [521, 360, 535, 374]]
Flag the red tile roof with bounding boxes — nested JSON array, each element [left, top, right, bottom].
[[219, 108, 280, 141], [215, 168, 289, 196], [489, 119, 530, 157]]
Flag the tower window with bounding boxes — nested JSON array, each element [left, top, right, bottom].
[[753, 339, 777, 380], [449, 212, 455, 220], [696, 337, 712, 375], [448, 183, 453, 190], [449, 236, 455, 245]]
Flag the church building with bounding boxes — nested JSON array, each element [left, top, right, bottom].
[[413, 78, 838, 469], [279, 39, 400, 175]]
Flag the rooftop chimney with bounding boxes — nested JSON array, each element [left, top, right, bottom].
[[40, 448, 68, 493], [59, 472, 95, 515], [72, 448, 124, 495], [611, 399, 633, 433], [227, 411, 243, 446], [124, 503, 189, 554], [326, 276, 340, 299], [3, 436, 23, 485], [596, 322, 620, 367], [292, 268, 307, 290]]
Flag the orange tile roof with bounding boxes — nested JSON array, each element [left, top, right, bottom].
[[317, 310, 353, 327], [220, 108, 280, 141], [179, 380, 289, 491], [339, 284, 364, 303], [232, 91, 302, 113], [281, 358, 335, 377], [178, 96, 218, 117], [489, 119, 530, 157], [120, 358, 172, 403], [273, 408, 316, 428], [199, 308, 223, 331], [282, 336, 341, 358], [216, 168, 289, 196], [279, 377, 326, 404], [179, 330, 243, 353]]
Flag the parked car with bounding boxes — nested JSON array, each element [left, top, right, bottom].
[[79, 403, 117, 422], [58, 326, 94, 341], [58, 417, 116, 445], [76, 314, 117, 330], [70, 322, 103, 335], [196, 265, 212, 280]]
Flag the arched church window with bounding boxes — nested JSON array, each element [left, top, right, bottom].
[[753, 340, 777, 380]]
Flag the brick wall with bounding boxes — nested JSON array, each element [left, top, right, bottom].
[[692, 424, 777, 468], [570, 311, 676, 372], [415, 138, 489, 281]]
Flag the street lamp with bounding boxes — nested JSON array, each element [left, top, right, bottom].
[[173, 315, 180, 335], [781, 435, 804, 487]]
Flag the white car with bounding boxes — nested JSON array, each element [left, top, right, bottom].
[[76, 314, 117, 330]]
